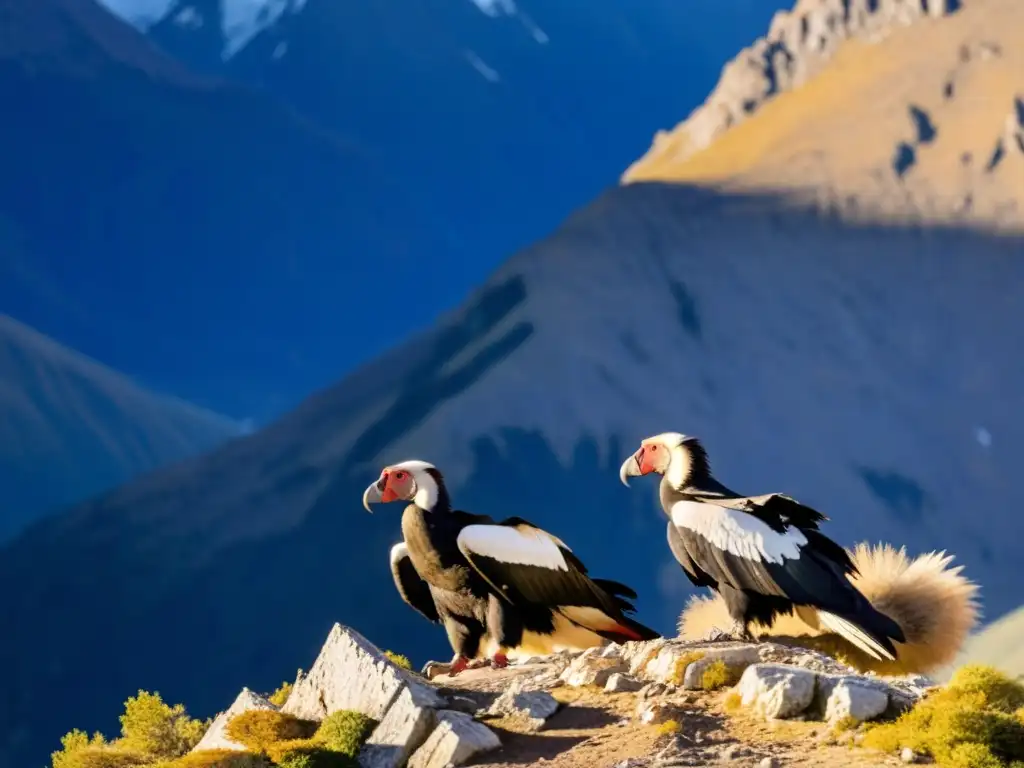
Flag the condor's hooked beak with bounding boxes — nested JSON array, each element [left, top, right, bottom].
[[362, 477, 386, 513], [619, 448, 645, 487]]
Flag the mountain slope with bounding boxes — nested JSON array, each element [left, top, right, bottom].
[[0, 315, 245, 542], [2, 184, 1022, 767]]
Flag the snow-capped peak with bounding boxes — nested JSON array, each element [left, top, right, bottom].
[[97, 0, 545, 60]]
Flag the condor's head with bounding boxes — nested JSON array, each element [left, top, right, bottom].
[[362, 459, 448, 512], [618, 432, 710, 490]]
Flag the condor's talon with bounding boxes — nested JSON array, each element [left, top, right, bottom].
[[448, 656, 471, 676]]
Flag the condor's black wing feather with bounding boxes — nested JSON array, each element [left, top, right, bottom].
[[667, 519, 717, 588], [455, 517, 648, 637], [389, 542, 440, 623]]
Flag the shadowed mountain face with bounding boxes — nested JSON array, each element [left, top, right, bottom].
[[17, 0, 783, 419], [0, 0, 464, 421], [0, 315, 244, 543], [1, 184, 1022, 766]]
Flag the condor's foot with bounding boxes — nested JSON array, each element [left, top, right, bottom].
[[447, 655, 472, 676], [701, 622, 754, 644], [490, 652, 509, 669]]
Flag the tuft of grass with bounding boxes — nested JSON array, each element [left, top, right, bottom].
[[669, 651, 706, 686], [831, 715, 859, 733], [862, 664, 1024, 767], [152, 750, 270, 768], [224, 711, 317, 754], [313, 711, 375, 758], [383, 651, 412, 671], [654, 720, 681, 737], [700, 660, 744, 691], [723, 691, 743, 714]]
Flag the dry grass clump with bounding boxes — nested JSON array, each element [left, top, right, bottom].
[[862, 664, 1024, 767], [225, 711, 318, 754], [153, 750, 269, 768], [669, 651, 706, 686], [700, 660, 744, 691]]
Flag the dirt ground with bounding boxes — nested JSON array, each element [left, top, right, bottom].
[[441, 665, 904, 768]]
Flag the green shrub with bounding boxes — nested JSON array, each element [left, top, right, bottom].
[[383, 651, 412, 671], [53, 729, 109, 768], [862, 664, 1024, 767], [152, 749, 270, 768], [224, 710, 318, 754], [313, 711, 375, 758], [118, 690, 208, 760]]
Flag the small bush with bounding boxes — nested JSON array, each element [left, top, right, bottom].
[[383, 651, 412, 671], [314, 711, 375, 758], [700, 660, 743, 691], [152, 749, 270, 768], [267, 682, 293, 708], [119, 691, 208, 760], [862, 664, 1024, 767], [266, 740, 354, 768], [52, 746, 148, 768], [225, 710, 317, 754], [654, 719, 680, 737]]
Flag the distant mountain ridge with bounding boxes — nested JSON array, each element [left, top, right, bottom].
[[7, 0, 782, 419], [0, 314, 245, 543]]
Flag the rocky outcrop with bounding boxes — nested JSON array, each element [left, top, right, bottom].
[[624, 0, 966, 174], [193, 625, 936, 768]]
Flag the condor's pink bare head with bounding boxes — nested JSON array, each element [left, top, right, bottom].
[[362, 460, 442, 512], [619, 432, 708, 490]]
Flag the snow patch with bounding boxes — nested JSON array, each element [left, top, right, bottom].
[[95, 0, 175, 29], [469, 0, 517, 18], [173, 5, 204, 29], [221, 0, 307, 59]]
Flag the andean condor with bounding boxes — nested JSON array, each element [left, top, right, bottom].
[[618, 432, 906, 661], [363, 459, 660, 675]]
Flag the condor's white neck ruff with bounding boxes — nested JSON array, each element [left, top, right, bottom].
[[642, 432, 692, 490], [390, 459, 440, 511]]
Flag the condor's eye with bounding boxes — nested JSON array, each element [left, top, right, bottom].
[[648, 445, 658, 451], [394, 471, 406, 480]]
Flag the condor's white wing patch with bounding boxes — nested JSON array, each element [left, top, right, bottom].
[[670, 500, 807, 564], [457, 524, 569, 571]]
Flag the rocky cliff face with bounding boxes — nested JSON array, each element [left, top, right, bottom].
[[624, 0, 1024, 230]]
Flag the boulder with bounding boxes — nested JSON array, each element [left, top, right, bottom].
[[359, 687, 439, 768], [605, 673, 644, 693], [815, 675, 890, 725], [192, 688, 278, 753], [486, 678, 559, 731], [560, 647, 628, 687], [282, 623, 445, 721], [406, 711, 501, 768], [737, 664, 817, 720]]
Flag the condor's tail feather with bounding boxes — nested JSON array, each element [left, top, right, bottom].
[[677, 542, 980, 676]]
